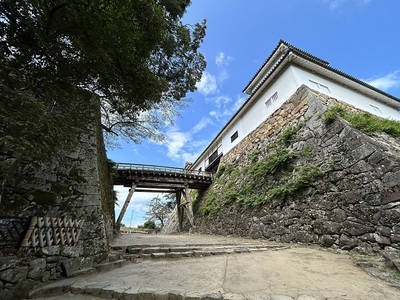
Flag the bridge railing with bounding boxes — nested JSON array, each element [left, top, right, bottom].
[[115, 163, 213, 179]]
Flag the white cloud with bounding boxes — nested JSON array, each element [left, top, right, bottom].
[[324, 0, 371, 10], [364, 70, 400, 91], [196, 71, 218, 95], [233, 95, 247, 111], [208, 95, 247, 122], [215, 52, 233, 67], [197, 52, 234, 96], [165, 130, 191, 161], [216, 52, 233, 82], [206, 95, 232, 108], [192, 117, 213, 133], [160, 117, 214, 163]]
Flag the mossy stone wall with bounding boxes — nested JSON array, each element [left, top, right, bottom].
[[0, 98, 114, 299], [194, 85, 400, 253]]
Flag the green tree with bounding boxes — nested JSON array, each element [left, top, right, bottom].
[[143, 220, 157, 230], [0, 0, 206, 202], [145, 194, 175, 228]]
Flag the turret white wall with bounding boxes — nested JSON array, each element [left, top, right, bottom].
[[192, 65, 400, 171]]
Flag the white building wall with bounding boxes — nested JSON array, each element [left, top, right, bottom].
[[219, 66, 300, 157], [193, 67, 300, 170], [193, 65, 400, 171], [291, 66, 400, 121]]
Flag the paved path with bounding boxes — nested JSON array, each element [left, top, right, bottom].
[[30, 233, 400, 300]]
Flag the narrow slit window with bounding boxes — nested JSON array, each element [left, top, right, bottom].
[[266, 92, 278, 108], [369, 104, 382, 113], [309, 79, 331, 93], [230, 131, 239, 143], [208, 149, 218, 163]]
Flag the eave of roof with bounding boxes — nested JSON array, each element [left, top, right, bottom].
[[243, 40, 329, 94], [246, 40, 400, 104]]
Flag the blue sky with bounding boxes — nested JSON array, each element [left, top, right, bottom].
[[108, 0, 400, 228]]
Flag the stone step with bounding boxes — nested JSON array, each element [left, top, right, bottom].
[[112, 243, 282, 253], [116, 244, 288, 261]]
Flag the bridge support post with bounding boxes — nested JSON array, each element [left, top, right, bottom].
[[116, 183, 136, 230], [182, 184, 196, 231], [176, 189, 184, 231]]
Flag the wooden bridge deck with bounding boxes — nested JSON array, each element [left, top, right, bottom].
[[113, 163, 213, 229], [113, 163, 213, 192]]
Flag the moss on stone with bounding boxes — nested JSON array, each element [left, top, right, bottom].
[[51, 183, 73, 196], [199, 123, 325, 214], [68, 167, 87, 183], [1, 192, 30, 212], [30, 190, 57, 205]]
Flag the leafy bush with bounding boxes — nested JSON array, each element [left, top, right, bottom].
[[215, 163, 236, 178], [200, 190, 220, 215], [278, 125, 301, 145], [248, 149, 261, 163], [266, 165, 324, 204]]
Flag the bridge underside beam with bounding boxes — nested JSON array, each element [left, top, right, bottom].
[[135, 189, 176, 193]]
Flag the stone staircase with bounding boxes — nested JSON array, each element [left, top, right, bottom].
[[110, 243, 289, 262]]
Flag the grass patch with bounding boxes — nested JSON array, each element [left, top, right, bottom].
[[322, 105, 347, 125], [323, 105, 400, 137]]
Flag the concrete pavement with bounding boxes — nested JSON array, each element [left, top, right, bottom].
[[29, 233, 400, 300]]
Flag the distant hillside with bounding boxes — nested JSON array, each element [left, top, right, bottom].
[[192, 85, 400, 253]]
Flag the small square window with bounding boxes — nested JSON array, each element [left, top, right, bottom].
[[230, 131, 239, 143]]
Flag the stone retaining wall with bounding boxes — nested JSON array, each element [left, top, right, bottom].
[[194, 85, 400, 254], [0, 98, 114, 299]]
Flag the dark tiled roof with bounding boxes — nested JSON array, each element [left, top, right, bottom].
[[242, 39, 329, 93], [244, 40, 400, 103]]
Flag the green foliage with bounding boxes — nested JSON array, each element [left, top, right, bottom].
[[223, 187, 239, 203], [248, 149, 261, 163], [265, 166, 324, 204], [252, 146, 298, 177], [214, 163, 236, 178], [191, 189, 201, 214], [200, 189, 220, 215], [214, 164, 226, 179], [145, 194, 174, 228], [143, 220, 157, 229], [348, 112, 400, 137], [302, 147, 313, 157], [199, 124, 324, 213], [1, 0, 206, 152], [1, 0, 206, 204], [322, 105, 347, 125], [323, 105, 400, 137], [278, 125, 300, 146]]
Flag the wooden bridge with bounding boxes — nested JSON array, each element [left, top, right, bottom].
[[113, 163, 213, 230]]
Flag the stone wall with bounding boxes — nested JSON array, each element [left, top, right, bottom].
[[0, 98, 114, 299], [194, 85, 400, 254]]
